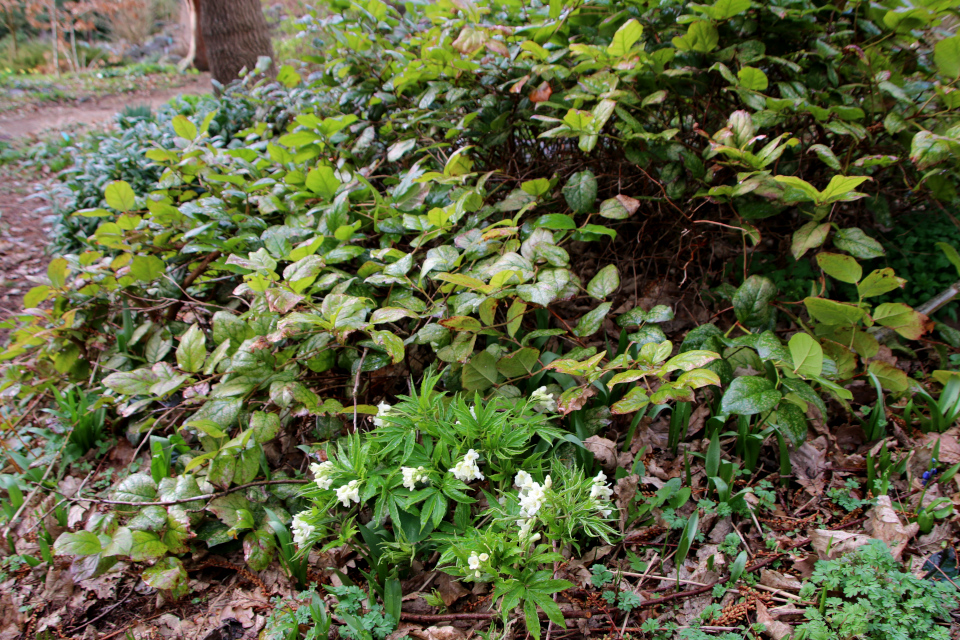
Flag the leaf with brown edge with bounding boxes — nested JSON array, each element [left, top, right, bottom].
[[530, 81, 552, 103], [558, 386, 596, 414]]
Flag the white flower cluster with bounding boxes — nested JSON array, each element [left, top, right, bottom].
[[530, 386, 557, 413], [515, 470, 552, 518], [402, 466, 428, 491], [591, 471, 614, 518], [373, 401, 393, 427], [336, 479, 362, 507], [451, 449, 484, 482], [518, 517, 540, 544], [467, 551, 489, 578], [291, 512, 315, 547], [310, 461, 336, 490]]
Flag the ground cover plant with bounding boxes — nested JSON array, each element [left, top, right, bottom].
[[2, 0, 960, 637]]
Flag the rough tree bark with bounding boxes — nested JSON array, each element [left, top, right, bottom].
[[199, 0, 273, 85]]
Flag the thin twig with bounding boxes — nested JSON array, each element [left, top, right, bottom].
[[45, 478, 308, 507]]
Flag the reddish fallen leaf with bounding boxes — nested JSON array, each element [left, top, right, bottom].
[[530, 81, 552, 103]]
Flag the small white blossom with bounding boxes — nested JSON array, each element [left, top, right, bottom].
[[515, 471, 551, 518], [590, 471, 614, 517], [451, 449, 484, 482], [310, 461, 336, 490], [467, 551, 489, 578], [469, 406, 477, 418], [373, 401, 393, 427], [336, 479, 362, 507], [402, 466, 428, 491], [530, 386, 557, 413], [291, 512, 315, 547]]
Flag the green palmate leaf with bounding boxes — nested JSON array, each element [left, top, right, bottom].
[[105, 180, 136, 212], [496, 347, 540, 379], [803, 297, 865, 326], [562, 170, 598, 214], [720, 376, 782, 416], [833, 227, 885, 259], [54, 531, 102, 557], [112, 473, 158, 503], [858, 268, 905, 299], [129, 530, 168, 561], [171, 115, 198, 140], [103, 368, 158, 395], [462, 350, 499, 391], [732, 275, 777, 328], [673, 21, 719, 52], [574, 302, 612, 337], [738, 66, 768, 91], [611, 386, 650, 414], [607, 19, 643, 57], [305, 165, 341, 200], [788, 333, 823, 378], [371, 330, 405, 363], [587, 265, 619, 300], [130, 255, 165, 282], [792, 221, 831, 260], [143, 556, 188, 599], [867, 361, 909, 392], [935, 34, 960, 79], [176, 324, 207, 373], [872, 302, 929, 340], [816, 253, 862, 284], [534, 214, 577, 230]]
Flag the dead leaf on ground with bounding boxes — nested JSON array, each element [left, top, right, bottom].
[[759, 569, 802, 592], [809, 529, 871, 560], [434, 572, 469, 607], [409, 626, 466, 640], [864, 495, 919, 560], [917, 432, 960, 464], [756, 601, 793, 640], [584, 435, 618, 468]]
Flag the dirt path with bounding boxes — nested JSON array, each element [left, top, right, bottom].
[[0, 73, 214, 337], [0, 73, 212, 139]]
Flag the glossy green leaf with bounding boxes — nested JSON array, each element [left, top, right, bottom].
[[562, 170, 598, 214], [720, 376, 782, 416], [788, 333, 823, 377], [587, 265, 619, 300]]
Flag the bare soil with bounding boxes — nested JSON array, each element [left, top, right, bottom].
[[0, 73, 211, 139]]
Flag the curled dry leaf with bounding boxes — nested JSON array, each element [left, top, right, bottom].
[[864, 495, 919, 560], [584, 435, 618, 468], [409, 626, 466, 640], [759, 569, 802, 592], [809, 529, 871, 560], [530, 81, 552, 103], [756, 601, 793, 640]]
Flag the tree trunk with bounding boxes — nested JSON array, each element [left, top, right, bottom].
[[192, 0, 209, 71], [199, 0, 273, 85]]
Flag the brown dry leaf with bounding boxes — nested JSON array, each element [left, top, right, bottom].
[[615, 194, 641, 216], [917, 432, 960, 464], [615, 474, 640, 527], [756, 601, 793, 640], [790, 439, 827, 496], [791, 554, 818, 579], [584, 435, 618, 468], [409, 626, 466, 640], [864, 495, 919, 560], [530, 81, 552, 103], [759, 570, 803, 592], [434, 572, 469, 607], [809, 529, 871, 560]]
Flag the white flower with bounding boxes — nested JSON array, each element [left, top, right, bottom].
[[336, 479, 362, 507], [310, 461, 336, 490], [291, 512, 315, 547], [468, 551, 489, 578], [451, 449, 484, 482], [531, 386, 557, 413], [402, 466, 428, 491], [516, 471, 551, 518], [590, 471, 614, 517], [469, 406, 477, 418], [373, 401, 393, 427]]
